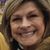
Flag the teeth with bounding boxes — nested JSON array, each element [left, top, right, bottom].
[[21, 32, 34, 37]]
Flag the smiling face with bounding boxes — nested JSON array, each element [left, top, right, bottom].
[[10, 2, 45, 46]]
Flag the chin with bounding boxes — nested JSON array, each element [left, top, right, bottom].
[[19, 38, 40, 47]]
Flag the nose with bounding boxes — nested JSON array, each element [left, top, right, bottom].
[[22, 16, 31, 27]]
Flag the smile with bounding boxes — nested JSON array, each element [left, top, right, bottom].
[[17, 29, 37, 38]]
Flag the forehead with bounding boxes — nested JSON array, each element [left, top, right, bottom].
[[12, 1, 39, 15]]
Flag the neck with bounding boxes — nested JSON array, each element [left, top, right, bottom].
[[23, 44, 37, 50], [19, 43, 40, 50]]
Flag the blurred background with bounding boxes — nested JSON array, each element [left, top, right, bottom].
[[0, 0, 8, 32], [0, 0, 8, 24]]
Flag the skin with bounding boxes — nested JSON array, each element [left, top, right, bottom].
[[10, 1, 45, 50]]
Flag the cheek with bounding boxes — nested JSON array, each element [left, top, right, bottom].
[[31, 18, 45, 36], [10, 23, 18, 33]]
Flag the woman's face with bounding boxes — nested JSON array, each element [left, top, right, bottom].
[[10, 2, 45, 46]]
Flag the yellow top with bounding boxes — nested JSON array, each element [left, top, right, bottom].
[[0, 32, 9, 50]]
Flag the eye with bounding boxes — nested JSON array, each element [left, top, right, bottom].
[[12, 15, 22, 22], [13, 17, 22, 21], [27, 13, 39, 21], [29, 14, 38, 18]]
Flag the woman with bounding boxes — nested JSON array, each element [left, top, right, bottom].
[[2, 0, 50, 50]]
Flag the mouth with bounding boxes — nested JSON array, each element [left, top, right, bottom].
[[17, 29, 37, 38]]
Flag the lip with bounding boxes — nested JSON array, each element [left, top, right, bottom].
[[21, 31, 34, 37], [17, 29, 37, 37]]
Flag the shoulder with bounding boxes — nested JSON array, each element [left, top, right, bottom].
[[0, 32, 5, 40], [0, 32, 10, 50], [36, 37, 50, 50]]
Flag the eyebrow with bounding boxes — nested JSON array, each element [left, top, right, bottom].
[[27, 10, 37, 15], [11, 10, 37, 18], [11, 15, 22, 19]]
